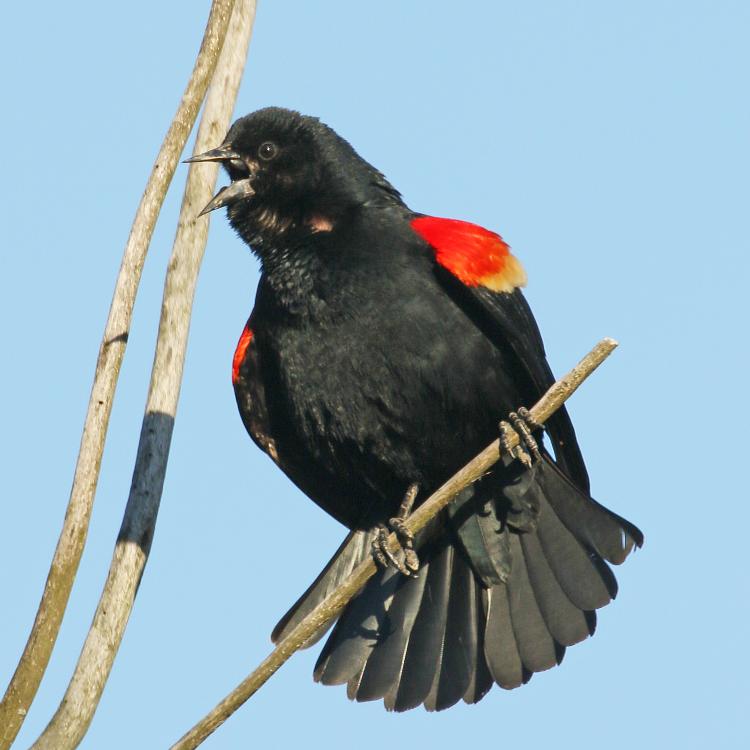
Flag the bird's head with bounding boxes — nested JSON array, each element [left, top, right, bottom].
[[187, 107, 403, 250]]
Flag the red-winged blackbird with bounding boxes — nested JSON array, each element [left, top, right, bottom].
[[188, 107, 642, 711]]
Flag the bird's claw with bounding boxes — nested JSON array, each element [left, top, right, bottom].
[[500, 407, 543, 468], [372, 524, 419, 577], [516, 406, 543, 433], [388, 518, 420, 574], [371, 483, 420, 577]]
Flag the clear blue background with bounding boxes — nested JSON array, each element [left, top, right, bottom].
[[1, 1, 748, 748]]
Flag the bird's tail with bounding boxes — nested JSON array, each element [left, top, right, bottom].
[[271, 528, 378, 647], [273, 454, 642, 711]]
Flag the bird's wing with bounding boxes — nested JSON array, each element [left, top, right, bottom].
[[410, 215, 590, 493], [233, 316, 378, 529], [232, 322, 283, 464]]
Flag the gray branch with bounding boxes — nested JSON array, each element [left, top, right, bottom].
[[27, 4, 256, 749], [0, 3, 239, 748]]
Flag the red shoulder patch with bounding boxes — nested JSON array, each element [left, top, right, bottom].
[[232, 324, 254, 384], [411, 216, 527, 293]]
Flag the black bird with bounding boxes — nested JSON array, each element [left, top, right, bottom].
[[188, 107, 642, 711]]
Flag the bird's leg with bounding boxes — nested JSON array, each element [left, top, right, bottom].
[[500, 407, 543, 468], [389, 483, 420, 573], [371, 483, 420, 577]]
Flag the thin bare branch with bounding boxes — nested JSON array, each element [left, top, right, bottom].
[[0, 4, 239, 747], [25, 4, 256, 749], [170, 337, 619, 750]]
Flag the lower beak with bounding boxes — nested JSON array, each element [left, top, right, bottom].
[[185, 145, 255, 216], [198, 178, 255, 216]]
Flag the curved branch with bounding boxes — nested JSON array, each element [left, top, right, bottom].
[[170, 337, 619, 750], [26, 4, 256, 749], [0, 2, 239, 748]]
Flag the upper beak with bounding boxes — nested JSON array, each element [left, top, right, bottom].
[[184, 144, 255, 216], [183, 145, 244, 163]]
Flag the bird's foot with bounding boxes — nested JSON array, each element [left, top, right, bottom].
[[371, 483, 420, 577], [499, 407, 543, 469]]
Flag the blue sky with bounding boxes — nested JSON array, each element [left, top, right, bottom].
[[1, 1, 748, 748]]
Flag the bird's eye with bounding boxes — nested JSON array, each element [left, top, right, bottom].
[[258, 141, 278, 161]]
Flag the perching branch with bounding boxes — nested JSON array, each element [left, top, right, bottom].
[[25, 4, 256, 749], [170, 337, 619, 750], [0, 4, 238, 748]]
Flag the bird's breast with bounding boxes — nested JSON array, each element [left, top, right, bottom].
[[257, 270, 521, 487]]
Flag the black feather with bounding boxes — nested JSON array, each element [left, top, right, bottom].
[[537, 457, 643, 563], [462, 571, 493, 704], [520, 532, 592, 646], [387, 540, 452, 711], [425, 546, 475, 711], [506, 533, 558, 673], [272, 529, 375, 645], [449, 484, 512, 586], [354, 560, 429, 702], [483, 584, 524, 689], [314, 566, 399, 686], [536, 493, 615, 611]]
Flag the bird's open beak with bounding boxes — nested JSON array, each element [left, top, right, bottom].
[[184, 145, 256, 216]]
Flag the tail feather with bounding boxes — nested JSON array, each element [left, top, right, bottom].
[[448, 485, 511, 585], [536, 491, 617, 611], [506, 533, 559, 673], [386, 540, 453, 710], [520, 532, 594, 646], [537, 457, 643, 564], [424, 545, 476, 711], [483, 583, 525, 689], [272, 528, 376, 646], [314, 566, 400, 685], [353, 561, 429, 702], [461, 574, 493, 705], [345, 663, 366, 701]]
